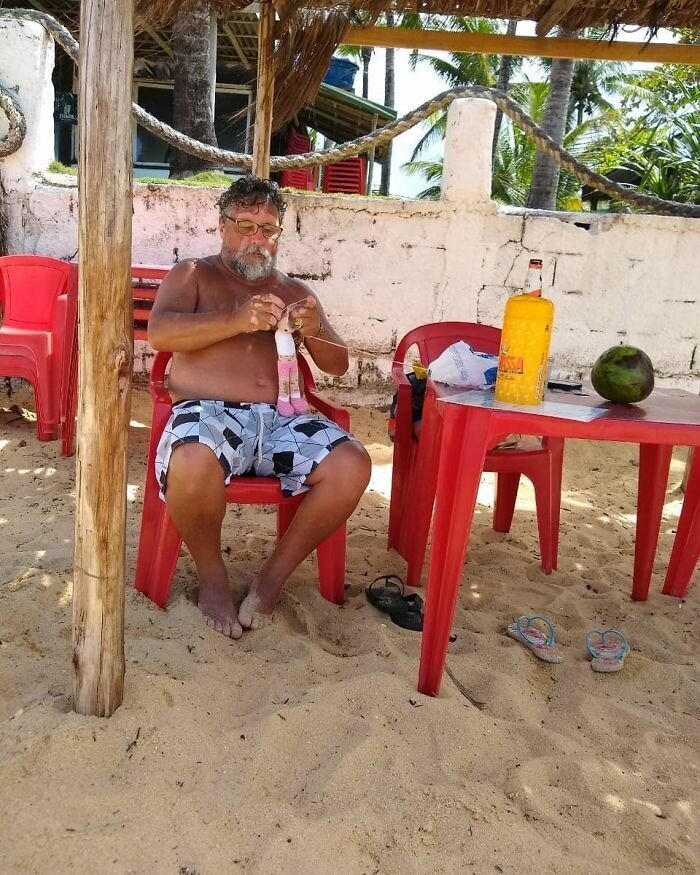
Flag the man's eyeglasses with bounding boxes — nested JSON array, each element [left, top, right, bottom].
[[224, 215, 284, 240]]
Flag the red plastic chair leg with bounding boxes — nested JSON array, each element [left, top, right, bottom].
[[277, 502, 298, 541], [547, 438, 564, 572], [493, 473, 520, 533], [135, 490, 184, 608], [34, 358, 60, 441], [404, 389, 442, 587], [387, 440, 409, 552], [632, 443, 673, 601], [316, 524, 346, 604], [662, 452, 700, 598]]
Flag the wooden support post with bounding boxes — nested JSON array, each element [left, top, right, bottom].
[[252, 0, 275, 178], [73, 0, 134, 717]]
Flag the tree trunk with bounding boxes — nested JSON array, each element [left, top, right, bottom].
[[526, 29, 577, 210], [379, 12, 395, 196], [491, 19, 518, 164], [360, 47, 372, 100], [169, 3, 219, 178]]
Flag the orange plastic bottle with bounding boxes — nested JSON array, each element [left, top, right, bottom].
[[494, 258, 554, 405]]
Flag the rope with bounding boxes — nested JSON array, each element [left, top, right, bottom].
[[1, 7, 699, 219]]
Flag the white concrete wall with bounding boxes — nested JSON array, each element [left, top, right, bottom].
[[1, 37, 698, 393]]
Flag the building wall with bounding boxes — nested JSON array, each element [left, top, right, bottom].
[[1, 19, 698, 391]]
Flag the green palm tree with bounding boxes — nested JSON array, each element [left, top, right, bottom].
[[407, 78, 619, 208], [407, 16, 501, 162]]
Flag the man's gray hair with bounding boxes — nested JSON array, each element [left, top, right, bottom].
[[216, 175, 287, 222]]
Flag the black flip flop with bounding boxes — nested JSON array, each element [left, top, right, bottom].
[[365, 574, 405, 611], [387, 592, 424, 631], [365, 575, 424, 632]]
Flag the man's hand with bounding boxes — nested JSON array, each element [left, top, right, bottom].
[[234, 294, 286, 334], [289, 296, 322, 338]]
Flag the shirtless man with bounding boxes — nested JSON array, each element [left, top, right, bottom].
[[148, 176, 371, 638]]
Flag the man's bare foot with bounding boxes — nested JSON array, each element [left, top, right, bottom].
[[238, 589, 274, 630], [198, 576, 243, 639]]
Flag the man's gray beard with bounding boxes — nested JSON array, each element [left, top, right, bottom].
[[230, 245, 276, 281]]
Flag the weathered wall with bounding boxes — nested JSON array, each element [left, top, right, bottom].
[[1, 19, 698, 391], [7, 180, 699, 390]]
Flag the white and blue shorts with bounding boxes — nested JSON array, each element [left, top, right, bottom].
[[155, 399, 356, 499]]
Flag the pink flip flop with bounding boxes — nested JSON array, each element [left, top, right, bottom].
[[586, 629, 629, 673], [506, 615, 564, 664]]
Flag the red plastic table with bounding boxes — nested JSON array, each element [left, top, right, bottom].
[[409, 382, 700, 697]]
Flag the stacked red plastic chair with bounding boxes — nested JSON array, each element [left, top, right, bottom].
[[280, 127, 315, 191], [322, 157, 367, 195], [0, 255, 78, 444], [389, 322, 565, 584], [135, 350, 349, 608]]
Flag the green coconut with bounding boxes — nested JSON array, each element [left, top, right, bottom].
[[591, 345, 655, 404]]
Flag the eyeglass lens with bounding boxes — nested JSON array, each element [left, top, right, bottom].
[[230, 217, 282, 239]]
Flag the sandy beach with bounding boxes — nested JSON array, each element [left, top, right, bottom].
[[0, 380, 698, 875]]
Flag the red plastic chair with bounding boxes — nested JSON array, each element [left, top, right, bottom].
[[322, 157, 367, 195], [0, 255, 78, 442], [389, 322, 565, 584], [662, 448, 699, 598], [135, 350, 350, 608], [131, 265, 168, 341]]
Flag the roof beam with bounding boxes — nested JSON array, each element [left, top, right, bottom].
[[222, 19, 251, 68], [136, 16, 173, 57], [343, 27, 700, 66]]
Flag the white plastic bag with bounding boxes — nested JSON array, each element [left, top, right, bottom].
[[427, 341, 498, 389]]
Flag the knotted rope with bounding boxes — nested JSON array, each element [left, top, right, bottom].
[[1, 7, 699, 219]]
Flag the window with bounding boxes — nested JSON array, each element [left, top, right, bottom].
[[134, 80, 252, 170]]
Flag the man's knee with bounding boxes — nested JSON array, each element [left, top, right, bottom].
[[320, 441, 371, 491], [166, 443, 224, 497]]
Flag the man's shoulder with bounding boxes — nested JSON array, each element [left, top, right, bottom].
[[274, 270, 315, 299], [164, 256, 220, 283]]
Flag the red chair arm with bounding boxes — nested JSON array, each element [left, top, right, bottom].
[[297, 353, 350, 430], [150, 350, 173, 404]]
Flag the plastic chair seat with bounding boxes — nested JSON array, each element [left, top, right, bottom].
[[134, 350, 349, 609], [389, 322, 564, 584]]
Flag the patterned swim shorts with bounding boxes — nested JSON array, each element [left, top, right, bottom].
[[155, 399, 356, 499]]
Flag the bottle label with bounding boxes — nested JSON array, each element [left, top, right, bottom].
[[497, 353, 524, 375]]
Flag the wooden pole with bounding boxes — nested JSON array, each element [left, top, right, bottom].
[[252, 0, 275, 178], [343, 27, 700, 67], [73, 0, 134, 717]]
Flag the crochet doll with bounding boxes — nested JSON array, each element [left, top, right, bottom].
[[275, 309, 308, 417]]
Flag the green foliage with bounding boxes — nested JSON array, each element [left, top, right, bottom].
[[136, 171, 232, 187], [408, 16, 502, 162], [47, 160, 74, 175], [595, 68, 700, 205]]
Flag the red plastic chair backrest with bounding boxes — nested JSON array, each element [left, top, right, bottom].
[[0, 255, 72, 330], [395, 321, 501, 367]]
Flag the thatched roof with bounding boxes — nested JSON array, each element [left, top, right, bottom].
[[144, 0, 700, 35], [139, 0, 698, 129]]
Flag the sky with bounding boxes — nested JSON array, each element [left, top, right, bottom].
[[351, 23, 673, 197]]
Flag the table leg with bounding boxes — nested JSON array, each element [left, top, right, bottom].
[[418, 406, 493, 696], [632, 443, 673, 601], [403, 384, 442, 587], [662, 449, 700, 598]]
